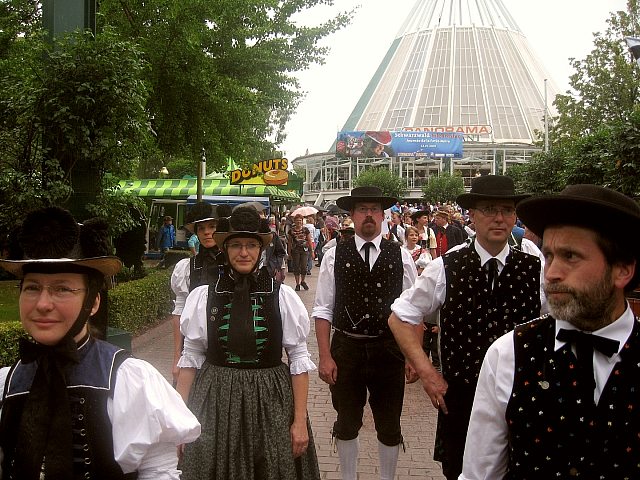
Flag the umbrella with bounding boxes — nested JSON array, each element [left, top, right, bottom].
[[290, 206, 318, 217], [326, 204, 348, 215]]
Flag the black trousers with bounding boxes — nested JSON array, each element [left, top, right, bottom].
[[329, 331, 405, 446]]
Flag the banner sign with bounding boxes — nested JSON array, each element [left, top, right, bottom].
[[336, 131, 463, 158], [229, 158, 289, 186]]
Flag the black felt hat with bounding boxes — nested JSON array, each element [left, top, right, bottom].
[[336, 186, 397, 211], [410, 209, 431, 221], [456, 175, 530, 209], [183, 202, 217, 233], [516, 184, 640, 239], [214, 205, 273, 247], [0, 206, 122, 280]]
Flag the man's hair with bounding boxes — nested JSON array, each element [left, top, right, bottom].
[[594, 233, 639, 293]]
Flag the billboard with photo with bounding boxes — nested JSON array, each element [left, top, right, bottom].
[[336, 131, 463, 158]]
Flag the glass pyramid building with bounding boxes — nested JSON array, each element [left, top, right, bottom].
[[296, 0, 561, 201]]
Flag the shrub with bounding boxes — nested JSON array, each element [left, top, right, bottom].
[[0, 322, 29, 366], [108, 268, 174, 336]]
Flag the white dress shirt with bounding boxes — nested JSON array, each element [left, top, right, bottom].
[[311, 233, 417, 323], [170, 257, 191, 315], [0, 358, 201, 479], [460, 306, 635, 480], [178, 283, 317, 375], [391, 240, 547, 326]]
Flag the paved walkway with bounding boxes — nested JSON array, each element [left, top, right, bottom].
[[133, 267, 445, 480]]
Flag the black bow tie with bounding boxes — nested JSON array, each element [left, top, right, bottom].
[[19, 335, 80, 365], [556, 328, 620, 357]]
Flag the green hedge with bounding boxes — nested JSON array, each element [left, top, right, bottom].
[[108, 268, 174, 336], [0, 268, 176, 366]]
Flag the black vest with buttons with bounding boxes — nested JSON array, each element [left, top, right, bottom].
[[333, 237, 403, 336], [0, 338, 135, 480], [505, 315, 640, 479], [189, 246, 224, 292], [440, 241, 540, 385], [206, 266, 283, 368]]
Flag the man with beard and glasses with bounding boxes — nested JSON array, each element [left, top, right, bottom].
[[460, 184, 640, 480], [312, 186, 417, 480]]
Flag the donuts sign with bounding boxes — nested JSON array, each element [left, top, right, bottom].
[[229, 158, 289, 186]]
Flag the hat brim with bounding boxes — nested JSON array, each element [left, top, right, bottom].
[[0, 256, 123, 279], [336, 195, 398, 211], [183, 216, 217, 234], [410, 210, 430, 220], [456, 193, 531, 210], [214, 231, 273, 248], [516, 194, 640, 239]]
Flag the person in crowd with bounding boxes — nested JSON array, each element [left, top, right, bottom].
[[312, 186, 418, 480], [390, 212, 405, 244], [156, 215, 176, 253], [321, 218, 354, 254], [433, 208, 465, 257], [411, 209, 437, 259], [314, 212, 326, 266], [402, 225, 423, 266], [305, 215, 317, 275], [0, 206, 200, 479], [187, 232, 200, 255], [388, 175, 545, 480], [461, 184, 640, 479], [176, 205, 320, 480], [287, 214, 315, 291], [169, 202, 227, 385]]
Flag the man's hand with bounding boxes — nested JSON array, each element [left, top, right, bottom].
[[405, 361, 419, 384], [421, 369, 448, 414], [318, 355, 338, 385]]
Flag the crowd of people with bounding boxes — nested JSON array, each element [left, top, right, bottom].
[[1, 175, 639, 480]]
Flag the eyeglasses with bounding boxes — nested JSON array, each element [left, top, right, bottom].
[[226, 242, 261, 252], [20, 283, 87, 301], [474, 206, 516, 217], [355, 206, 382, 215]]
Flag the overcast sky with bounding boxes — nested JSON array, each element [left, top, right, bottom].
[[281, 0, 629, 159]]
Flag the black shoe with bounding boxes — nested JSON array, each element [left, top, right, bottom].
[[295, 284, 301, 291], [301, 281, 309, 290]]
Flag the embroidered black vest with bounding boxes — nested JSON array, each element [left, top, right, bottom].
[[333, 237, 403, 336], [190, 246, 224, 291], [505, 315, 640, 479], [206, 267, 283, 368], [0, 338, 135, 480], [440, 241, 540, 385]]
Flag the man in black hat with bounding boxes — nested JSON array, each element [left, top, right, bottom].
[[312, 186, 418, 480], [460, 184, 640, 479], [388, 175, 546, 480]]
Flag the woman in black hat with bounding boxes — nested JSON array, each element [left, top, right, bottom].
[[0, 206, 200, 479], [170, 202, 227, 385], [176, 205, 320, 480]]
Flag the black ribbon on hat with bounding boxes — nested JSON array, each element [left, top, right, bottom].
[[227, 274, 258, 361], [556, 328, 619, 402], [14, 335, 82, 479]]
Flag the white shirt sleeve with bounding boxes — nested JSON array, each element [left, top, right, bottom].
[[400, 246, 418, 289], [460, 332, 514, 480], [391, 256, 447, 325], [520, 238, 548, 314], [280, 284, 317, 375], [179, 283, 317, 375], [170, 258, 191, 316], [311, 246, 336, 322]]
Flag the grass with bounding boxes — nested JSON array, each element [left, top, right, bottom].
[[0, 280, 20, 323]]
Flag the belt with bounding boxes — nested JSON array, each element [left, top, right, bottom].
[[332, 327, 391, 340]]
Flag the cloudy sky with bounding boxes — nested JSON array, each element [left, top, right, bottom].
[[281, 0, 629, 159]]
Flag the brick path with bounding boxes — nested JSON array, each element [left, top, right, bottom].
[[133, 267, 446, 480]]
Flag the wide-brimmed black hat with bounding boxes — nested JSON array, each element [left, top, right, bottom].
[[183, 202, 217, 233], [336, 186, 397, 211], [456, 175, 530, 209], [410, 209, 431, 221], [516, 184, 640, 240], [214, 205, 273, 248], [0, 206, 122, 280]]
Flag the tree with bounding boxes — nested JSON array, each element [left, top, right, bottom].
[[353, 167, 407, 200], [508, 1, 640, 196], [421, 172, 465, 204]]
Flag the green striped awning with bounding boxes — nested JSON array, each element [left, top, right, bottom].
[[117, 179, 300, 202]]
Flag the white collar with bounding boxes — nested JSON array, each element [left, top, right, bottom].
[[355, 233, 383, 251], [474, 240, 509, 268]]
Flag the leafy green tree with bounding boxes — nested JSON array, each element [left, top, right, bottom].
[[421, 172, 465, 204], [508, 1, 640, 196], [353, 167, 407, 199]]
